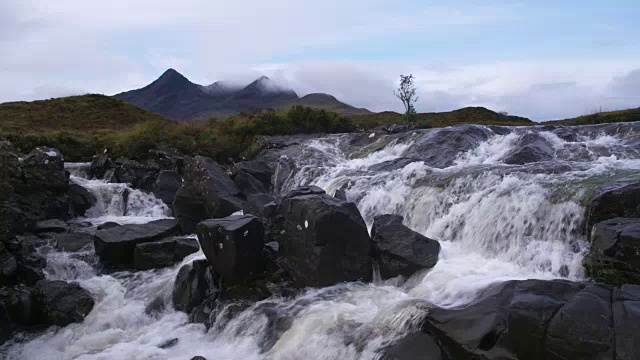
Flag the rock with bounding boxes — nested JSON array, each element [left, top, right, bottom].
[[387, 124, 412, 134], [545, 284, 614, 359], [114, 157, 153, 188], [6, 235, 47, 285], [55, 232, 94, 252], [152, 170, 182, 204], [97, 222, 121, 230], [333, 188, 347, 201], [0, 285, 34, 326], [133, 237, 199, 270], [173, 185, 208, 234], [613, 284, 640, 360], [382, 333, 443, 360], [243, 193, 277, 219], [283, 185, 326, 199], [172, 259, 218, 313], [233, 160, 272, 191], [94, 219, 180, 267], [88, 153, 113, 179], [196, 215, 265, 284], [503, 133, 555, 165], [269, 191, 374, 287], [20, 147, 68, 191], [183, 155, 244, 218], [34, 219, 67, 233], [586, 183, 640, 235], [148, 148, 185, 175], [371, 214, 440, 279], [584, 218, 640, 285], [68, 183, 96, 217], [33, 280, 94, 326], [0, 242, 17, 285], [158, 338, 178, 349], [233, 171, 267, 197]]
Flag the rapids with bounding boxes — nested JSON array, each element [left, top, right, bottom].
[[3, 123, 640, 359]]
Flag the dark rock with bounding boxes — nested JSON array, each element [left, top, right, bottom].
[[172, 185, 208, 234], [55, 232, 94, 252], [34, 219, 67, 233], [234, 171, 267, 197], [388, 124, 412, 134], [283, 185, 325, 199], [233, 160, 272, 191], [152, 170, 182, 205], [196, 215, 265, 284], [33, 280, 94, 326], [584, 218, 640, 285], [269, 191, 373, 287], [147, 148, 185, 174], [20, 147, 68, 191], [552, 127, 579, 142], [133, 237, 199, 270], [503, 133, 555, 165], [333, 188, 347, 201], [0, 285, 34, 326], [545, 284, 614, 359], [183, 155, 243, 218], [586, 183, 640, 235], [88, 153, 113, 179], [158, 338, 178, 349], [371, 214, 440, 279], [382, 333, 443, 360], [243, 193, 277, 219], [68, 183, 96, 217], [613, 284, 640, 360], [172, 259, 218, 313], [114, 157, 153, 188], [97, 222, 121, 230], [0, 242, 17, 285], [94, 219, 180, 267]]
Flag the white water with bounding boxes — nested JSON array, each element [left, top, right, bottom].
[[3, 124, 640, 359]]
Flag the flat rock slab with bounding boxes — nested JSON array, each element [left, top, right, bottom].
[[55, 232, 94, 252], [34, 219, 67, 233], [94, 219, 179, 267]]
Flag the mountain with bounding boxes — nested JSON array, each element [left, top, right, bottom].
[[114, 69, 371, 121]]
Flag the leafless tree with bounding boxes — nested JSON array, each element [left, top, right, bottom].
[[394, 74, 419, 115]]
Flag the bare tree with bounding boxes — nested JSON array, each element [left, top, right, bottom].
[[394, 74, 418, 122]]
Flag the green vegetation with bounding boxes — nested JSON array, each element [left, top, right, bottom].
[[2, 94, 639, 163], [545, 107, 640, 125], [393, 74, 419, 123]]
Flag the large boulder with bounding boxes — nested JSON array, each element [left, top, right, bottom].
[[503, 133, 555, 165], [243, 193, 277, 219], [183, 155, 244, 218], [0, 285, 34, 343], [172, 185, 208, 234], [152, 170, 182, 205], [196, 215, 265, 284], [7, 235, 47, 285], [233, 171, 267, 197], [20, 147, 68, 191], [88, 152, 113, 179], [68, 183, 96, 217], [232, 160, 273, 192], [586, 183, 640, 235], [0, 242, 17, 285], [133, 237, 200, 270], [371, 214, 440, 279], [94, 219, 180, 267], [55, 232, 94, 252], [584, 218, 640, 285], [172, 259, 218, 313], [269, 188, 374, 287], [613, 284, 640, 359], [33, 280, 94, 326]]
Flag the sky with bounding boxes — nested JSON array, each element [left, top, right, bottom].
[[1, 0, 639, 120]]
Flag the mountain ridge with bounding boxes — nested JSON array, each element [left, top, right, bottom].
[[114, 69, 371, 120]]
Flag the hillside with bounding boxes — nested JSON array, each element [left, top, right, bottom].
[[114, 69, 371, 120], [0, 94, 168, 135], [545, 107, 640, 125]]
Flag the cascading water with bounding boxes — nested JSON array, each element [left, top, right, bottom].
[[3, 123, 640, 359]]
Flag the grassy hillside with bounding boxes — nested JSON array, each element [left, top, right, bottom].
[[545, 108, 640, 125]]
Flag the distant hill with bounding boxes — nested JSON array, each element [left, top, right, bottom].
[[114, 69, 371, 121], [0, 94, 168, 135], [544, 108, 640, 125]]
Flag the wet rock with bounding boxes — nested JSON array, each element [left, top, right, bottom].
[[232, 160, 272, 191], [0, 242, 18, 285], [269, 190, 374, 287], [153, 170, 182, 205], [173, 259, 218, 313], [88, 153, 113, 179], [183, 155, 244, 218], [613, 284, 640, 359], [20, 147, 68, 191], [33, 280, 94, 326], [68, 183, 96, 217], [34, 219, 67, 233], [503, 133, 555, 165], [0, 285, 34, 326], [147, 148, 185, 175], [233, 171, 267, 197], [382, 333, 443, 360], [586, 183, 640, 235], [552, 127, 579, 142], [369, 158, 419, 173], [133, 236, 199, 270], [196, 215, 265, 284], [283, 185, 325, 199], [114, 157, 154, 188], [387, 124, 412, 134], [584, 218, 640, 285], [243, 193, 277, 219], [371, 214, 440, 279], [333, 188, 347, 201], [55, 232, 94, 252], [97, 222, 120, 230], [94, 219, 180, 267], [158, 338, 178, 349], [173, 185, 208, 234]]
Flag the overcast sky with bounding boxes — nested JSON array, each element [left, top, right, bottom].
[[2, 0, 639, 120]]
